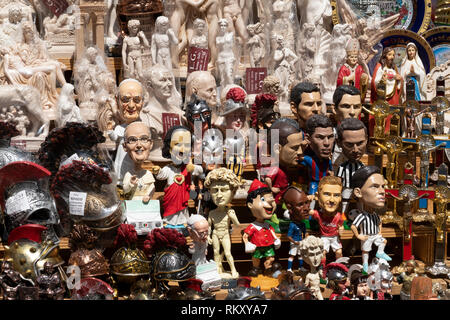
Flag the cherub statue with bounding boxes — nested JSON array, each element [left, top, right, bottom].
[[122, 19, 150, 80], [246, 22, 266, 68], [151, 16, 178, 72], [204, 168, 241, 278]]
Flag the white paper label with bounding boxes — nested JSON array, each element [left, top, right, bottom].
[[5, 190, 30, 214], [60, 153, 80, 168], [69, 191, 87, 216]]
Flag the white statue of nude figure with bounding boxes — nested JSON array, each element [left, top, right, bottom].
[[122, 19, 150, 80], [300, 235, 324, 300], [204, 167, 241, 278], [152, 16, 178, 72]]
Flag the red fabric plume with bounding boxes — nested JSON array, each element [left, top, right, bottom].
[[143, 228, 187, 257], [226, 87, 246, 103], [114, 223, 138, 247]]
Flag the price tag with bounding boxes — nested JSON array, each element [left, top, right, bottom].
[[69, 192, 87, 216], [10, 139, 27, 151], [187, 47, 210, 73], [162, 113, 181, 139], [245, 68, 267, 94], [5, 190, 30, 214], [60, 153, 80, 168]]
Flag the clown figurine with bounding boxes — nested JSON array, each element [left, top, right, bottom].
[[243, 179, 282, 277]]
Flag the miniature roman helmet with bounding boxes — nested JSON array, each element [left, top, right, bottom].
[[0, 121, 34, 168], [220, 87, 247, 117], [324, 262, 349, 291], [225, 277, 266, 300], [185, 94, 212, 131], [110, 224, 150, 285], [3, 224, 64, 281], [143, 228, 196, 293], [0, 161, 60, 241]]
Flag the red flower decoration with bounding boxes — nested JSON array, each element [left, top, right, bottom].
[[226, 87, 247, 103]]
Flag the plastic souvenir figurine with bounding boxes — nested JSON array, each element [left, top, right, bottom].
[[140, 64, 185, 162], [400, 43, 426, 101], [336, 39, 368, 100], [186, 214, 210, 266], [189, 18, 208, 49], [203, 168, 241, 279], [151, 16, 178, 71], [57, 83, 83, 127], [185, 71, 218, 110], [251, 93, 280, 130], [264, 118, 306, 204], [299, 235, 324, 300], [370, 47, 403, 105], [324, 262, 350, 300], [216, 19, 235, 88], [153, 126, 203, 229], [348, 264, 371, 300], [397, 258, 419, 300], [0, 260, 35, 300], [185, 94, 212, 137], [283, 187, 309, 272], [369, 260, 393, 300], [332, 85, 362, 124], [36, 262, 65, 300], [273, 35, 298, 104], [243, 179, 282, 277], [418, 135, 445, 188], [122, 19, 150, 80], [309, 176, 344, 268], [246, 22, 266, 68], [404, 106, 430, 138], [300, 114, 334, 199], [108, 79, 145, 179], [362, 102, 390, 139], [290, 82, 323, 131], [350, 166, 391, 272], [122, 122, 155, 203], [335, 118, 367, 213]]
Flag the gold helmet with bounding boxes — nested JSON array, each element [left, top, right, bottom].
[[110, 247, 150, 284], [3, 224, 64, 281]]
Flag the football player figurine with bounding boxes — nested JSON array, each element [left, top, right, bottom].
[[283, 186, 310, 273], [309, 176, 344, 269], [350, 166, 392, 273], [243, 179, 282, 277]]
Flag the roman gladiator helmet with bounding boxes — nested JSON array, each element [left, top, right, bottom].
[[185, 94, 212, 130], [325, 262, 349, 292]]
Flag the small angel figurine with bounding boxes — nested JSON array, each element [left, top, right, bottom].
[[151, 16, 178, 72], [204, 167, 241, 278], [122, 19, 150, 80]]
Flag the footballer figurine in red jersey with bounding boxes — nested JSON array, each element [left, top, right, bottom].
[[243, 179, 282, 277]]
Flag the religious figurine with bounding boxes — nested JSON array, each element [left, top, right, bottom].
[[283, 187, 309, 273], [140, 64, 185, 162], [404, 105, 430, 138], [417, 135, 445, 188], [273, 35, 298, 104], [185, 71, 218, 111], [14, 109, 30, 136], [299, 236, 324, 300], [335, 118, 367, 213], [309, 176, 344, 269], [96, 77, 120, 133], [187, 214, 210, 266], [348, 264, 371, 300], [371, 47, 403, 105], [122, 122, 155, 202], [222, 0, 248, 42], [122, 19, 150, 80], [56, 83, 83, 127], [324, 262, 350, 300], [1, 21, 66, 110], [243, 179, 282, 277], [189, 18, 209, 49], [300, 114, 334, 199], [204, 168, 241, 278], [109, 79, 145, 180], [375, 136, 412, 189], [362, 102, 389, 139], [216, 19, 235, 88], [350, 166, 391, 272], [289, 82, 323, 131], [153, 126, 203, 228], [337, 39, 369, 101], [434, 97, 450, 136], [271, 0, 297, 53], [246, 22, 266, 68], [297, 23, 316, 80], [36, 262, 65, 300], [400, 43, 426, 101], [152, 16, 178, 71]]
